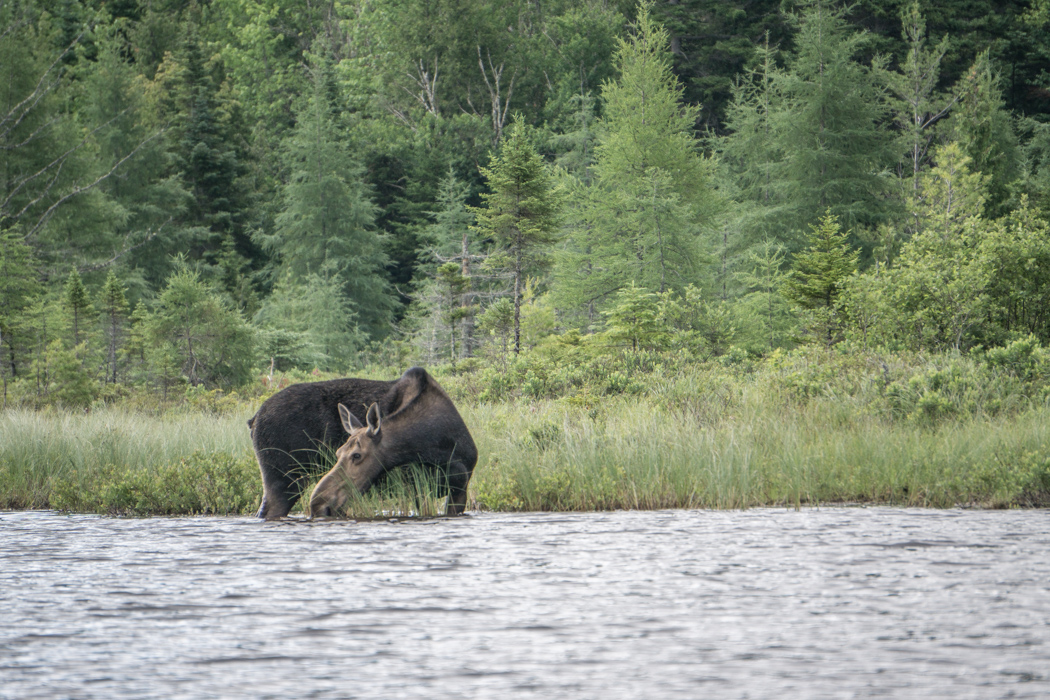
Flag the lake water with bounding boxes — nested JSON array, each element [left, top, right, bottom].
[[2, 508, 1049, 699]]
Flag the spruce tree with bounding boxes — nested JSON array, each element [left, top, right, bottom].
[[722, 0, 896, 247], [473, 123, 561, 354], [97, 271, 129, 384], [783, 211, 859, 344], [555, 2, 715, 311], [951, 51, 1020, 217], [270, 49, 393, 337], [64, 269, 93, 349]]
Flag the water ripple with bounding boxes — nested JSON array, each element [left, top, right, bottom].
[[1, 508, 1049, 699]]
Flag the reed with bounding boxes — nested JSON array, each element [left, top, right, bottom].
[[2, 351, 1050, 515]]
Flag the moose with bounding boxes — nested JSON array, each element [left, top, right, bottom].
[[248, 367, 477, 519]]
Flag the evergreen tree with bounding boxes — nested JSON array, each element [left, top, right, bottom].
[[146, 269, 256, 387], [97, 271, 129, 384], [555, 2, 715, 312], [473, 123, 561, 354], [888, 2, 953, 190], [0, 232, 41, 401], [722, 0, 896, 247], [426, 170, 479, 356], [268, 49, 393, 337], [64, 269, 93, 349], [602, 282, 667, 352], [254, 269, 364, 372], [783, 211, 859, 344], [951, 51, 1020, 217]]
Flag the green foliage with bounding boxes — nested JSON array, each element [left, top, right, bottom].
[[98, 271, 129, 384], [2, 0, 1050, 406], [557, 2, 716, 309], [951, 51, 1020, 217], [43, 340, 99, 408], [268, 50, 392, 336], [783, 211, 858, 344], [49, 451, 260, 516], [473, 123, 562, 353], [63, 268, 94, 348], [145, 269, 256, 387], [602, 283, 667, 351]]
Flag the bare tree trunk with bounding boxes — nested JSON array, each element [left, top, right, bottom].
[[460, 230, 473, 358], [478, 46, 516, 146]]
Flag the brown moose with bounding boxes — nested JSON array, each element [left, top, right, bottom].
[[248, 367, 477, 519]]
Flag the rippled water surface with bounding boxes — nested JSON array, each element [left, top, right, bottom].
[[3, 508, 1050, 699]]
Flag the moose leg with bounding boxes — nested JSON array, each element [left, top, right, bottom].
[[444, 461, 472, 515], [257, 474, 295, 519]]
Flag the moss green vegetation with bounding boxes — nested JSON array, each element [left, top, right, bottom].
[[3, 345, 1049, 517]]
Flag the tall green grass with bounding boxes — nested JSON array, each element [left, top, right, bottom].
[[467, 397, 1050, 511], [3, 348, 1050, 516], [0, 409, 256, 513]]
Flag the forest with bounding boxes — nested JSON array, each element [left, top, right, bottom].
[[3, 0, 1050, 408]]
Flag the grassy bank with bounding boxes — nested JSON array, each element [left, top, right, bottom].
[[3, 348, 1050, 515]]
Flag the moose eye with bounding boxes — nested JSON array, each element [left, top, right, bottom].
[[350, 452, 362, 462]]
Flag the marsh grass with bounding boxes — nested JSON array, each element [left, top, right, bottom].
[[301, 464, 449, 520], [0, 409, 257, 514], [4, 349, 1050, 516]]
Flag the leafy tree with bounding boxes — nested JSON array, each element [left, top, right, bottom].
[[473, 123, 561, 354], [874, 144, 989, 350], [783, 211, 859, 345], [977, 200, 1050, 344]]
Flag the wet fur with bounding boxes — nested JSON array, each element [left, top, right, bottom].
[[249, 368, 476, 519]]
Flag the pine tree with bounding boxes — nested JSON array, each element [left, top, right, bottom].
[[473, 123, 561, 354], [555, 2, 715, 312], [783, 211, 859, 344], [722, 0, 896, 247], [97, 271, 129, 384], [951, 51, 1020, 217], [888, 2, 953, 190], [64, 269, 93, 349], [269, 49, 393, 337]]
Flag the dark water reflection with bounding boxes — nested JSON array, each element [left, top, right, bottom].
[[2, 508, 1049, 699]]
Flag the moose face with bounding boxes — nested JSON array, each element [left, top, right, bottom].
[[308, 402, 383, 518]]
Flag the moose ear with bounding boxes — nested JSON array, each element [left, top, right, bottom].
[[365, 402, 382, 439], [338, 403, 364, 433]]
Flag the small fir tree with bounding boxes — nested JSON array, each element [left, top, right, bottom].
[[473, 123, 561, 354], [64, 269, 94, 350], [97, 271, 130, 384], [783, 211, 859, 345]]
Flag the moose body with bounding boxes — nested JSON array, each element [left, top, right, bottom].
[[249, 367, 476, 519]]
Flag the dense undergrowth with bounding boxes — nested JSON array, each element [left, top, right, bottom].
[[3, 343, 1050, 516]]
